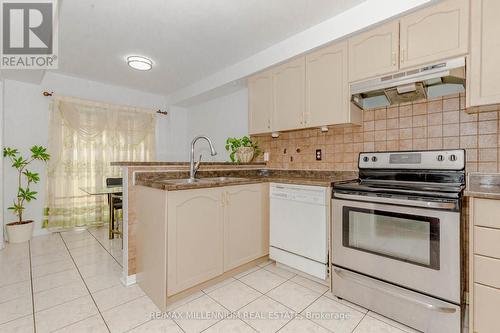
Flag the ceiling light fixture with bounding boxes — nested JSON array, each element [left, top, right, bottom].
[[126, 56, 153, 71]]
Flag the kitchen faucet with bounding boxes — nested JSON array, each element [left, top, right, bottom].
[[189, 136, 217, 180]]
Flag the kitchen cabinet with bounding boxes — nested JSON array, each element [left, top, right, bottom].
[[348, 21, 399, 82], [223, 183, 269, 271], [468, 0, 500, 107], [469, 197, 500, 333], [399, 0, 469, 70], [167, 187, 224, 295], [273, 57, 306, 132], [136, 183, 269, 305], [248, 70, 273, 134], [306, 41, 355, 126]]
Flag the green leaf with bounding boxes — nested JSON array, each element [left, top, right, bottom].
[[12, 156, 28, 169], [23, 170, 40, 183], [3, 147, 19, 158], [30, 146, 50, 161]]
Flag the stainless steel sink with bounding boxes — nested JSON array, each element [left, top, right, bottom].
[[159, 178, 209, 185], [159, 177, 247, 185], [200, 177, 248, 182]]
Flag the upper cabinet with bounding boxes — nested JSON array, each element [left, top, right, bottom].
[[348, 21, 400, 82], [248, 70, 273, 135], [399, 0, 469, 69], [306, 41, 352, 126], [273, 57, 306, 132], [468, 0, 500, 107]]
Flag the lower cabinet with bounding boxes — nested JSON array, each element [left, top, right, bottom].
[[470, 197, 500, 333], [166, 184, 268, 296], [223, 183, 269, 271], [167, 187, 224, 295]]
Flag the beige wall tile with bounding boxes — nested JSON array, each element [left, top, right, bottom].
[[413, 103, 427, 115], [443, 137, 460, 148], [478, 120, 498, 134], [427, 113, 443, 126], [387, 107, 398, 119], [399, 128, 413, 140], [374, 120, 387, 131], [443, 97, 459, 112], [428, 100, 443, 113], [428, 138, 443, 149], [428, 125, 443, 138], [375, 109, 387, 120], [443, 124, 460, 137], [413, 115, 427, 127], [399, 105, 412, 117], [399, 117, 413, 128], [413, 127, 427, 139], [386, 118, 399, 129], [479, 148, 497, 162], [478, 134, 497, 148], [460, 122, 478, 136], [443, 111, 459, 124]]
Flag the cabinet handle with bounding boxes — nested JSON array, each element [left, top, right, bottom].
[[225, 192, 229, 205], [400, 49, 405, 64], [392, 51, 397, 66], [267, 118, 271, 129]]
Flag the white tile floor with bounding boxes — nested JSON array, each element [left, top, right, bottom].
[[0, 228, 422, 333]]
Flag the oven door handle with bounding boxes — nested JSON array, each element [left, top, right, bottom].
[[333, 192, 457, 210], [333, 268, 457, 314]]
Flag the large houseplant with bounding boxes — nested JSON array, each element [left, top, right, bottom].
[[225, 136, 261, 163], [3, 146, 50, 243]]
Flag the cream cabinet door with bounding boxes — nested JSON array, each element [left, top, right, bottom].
[[273, 57, 306, 131], [399, 0, 469, 69], [474, 283, 500, 333], [248, 70, 273, 134], [223, 183, 268, 271], [348, 21, 399, 82], [469, 0, 500, 106], [167, 187, 224, 295], [306, 41, 349, 126]]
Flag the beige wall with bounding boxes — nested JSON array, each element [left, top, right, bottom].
[[254, 94, 500, 173]]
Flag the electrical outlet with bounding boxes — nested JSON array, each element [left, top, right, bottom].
[[263, 152, 269, 162], [316, 149, 322, 161]]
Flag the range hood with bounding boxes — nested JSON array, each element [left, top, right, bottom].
[[351, 57, 465, 110]]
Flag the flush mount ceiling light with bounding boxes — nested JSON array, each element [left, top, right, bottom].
[[126, 56, 153, 71]]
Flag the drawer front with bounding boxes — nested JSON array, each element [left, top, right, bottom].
[[474, 198, 500, 229], [474, 226, 500, 259], [475, 255, 500, 289], [474, 283, 500, 333]]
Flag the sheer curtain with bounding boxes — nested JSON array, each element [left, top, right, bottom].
[[45, 96, 156, 229]]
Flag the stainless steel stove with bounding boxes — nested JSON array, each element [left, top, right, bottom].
[[332, 149, 465, 333]]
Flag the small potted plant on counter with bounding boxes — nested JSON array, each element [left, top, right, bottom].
[[3, 146, 50, 243], [225, 136, 261, 163]]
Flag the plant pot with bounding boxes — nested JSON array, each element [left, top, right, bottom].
[[236, 147, 255, 163], [6, 221, 33, 243]]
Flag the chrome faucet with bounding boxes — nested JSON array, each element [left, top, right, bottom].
[[189, 136, 217, 180]]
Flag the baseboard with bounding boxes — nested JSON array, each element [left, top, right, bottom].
[[121, 274, 136, 286]]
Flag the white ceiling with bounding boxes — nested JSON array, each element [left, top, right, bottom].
[[53, 0, 366, 95]]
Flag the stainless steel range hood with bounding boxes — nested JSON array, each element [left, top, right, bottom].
[[351, 57, 465, 110]]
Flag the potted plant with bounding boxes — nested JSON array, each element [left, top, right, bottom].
[[225, 136, 261, 163], [3, 146, 50, 243]]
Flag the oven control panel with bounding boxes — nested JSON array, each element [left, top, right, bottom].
[[359, 149, 465, 170]]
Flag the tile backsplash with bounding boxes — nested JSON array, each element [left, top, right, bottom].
[[253, 94, 500, 173]]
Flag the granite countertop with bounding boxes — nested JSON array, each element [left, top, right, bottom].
[[464, 173, 500, 200], [135, 169, 357, 191], [111, 161, 266, 167]]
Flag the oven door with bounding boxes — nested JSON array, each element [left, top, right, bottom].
[[332, 195, 460, 304]]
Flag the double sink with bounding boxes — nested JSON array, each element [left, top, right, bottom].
[[159, 177, 248, 185]]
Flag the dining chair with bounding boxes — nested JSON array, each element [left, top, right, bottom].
[[106, 177, 123, 241]]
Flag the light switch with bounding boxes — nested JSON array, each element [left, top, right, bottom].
[[263, 152, 269, 162]]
